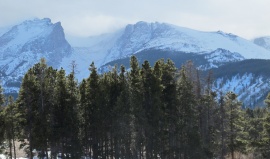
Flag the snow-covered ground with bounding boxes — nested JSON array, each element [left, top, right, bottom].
[[0, 154, 5, 159], [0, 154, 38, 159]]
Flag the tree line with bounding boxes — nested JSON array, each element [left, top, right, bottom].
[[1, 57, 270, 159]]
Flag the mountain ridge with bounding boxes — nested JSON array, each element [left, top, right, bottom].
[[99, 21, 270, 65]]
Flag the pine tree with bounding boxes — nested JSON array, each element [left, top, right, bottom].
[[199, 71, 220, 158], [261, 93, 270, 158], [51, 68, 81, 158], [0, 111, 4, 154], [15, 59, 57, 158], [128, 56, 144, 159], [86, 62, 101, 159], [0, 84, 5, 153], [51, 68, 68, 157], [95, 72, 110, 158], [224, 92, 246, 159], [31, 59, 51, 158], [17, 69, 39, 159], [141, 60, 162, 159], [177, 66, 202, 158], [2, 96, 22, 159], [159, 59, 177, 159], [44, 66, 58, 158], [101, 66, 123, 158], [115, 65, 132, 158], [66, 71, 81, 158], [79, 79, 89, 157], [245, 108, 265, 158], [219, 92, 227, 159]]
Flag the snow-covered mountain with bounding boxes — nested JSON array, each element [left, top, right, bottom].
[[97, 21, 270, 65], [65, 21, 270, 78], [1, 19, 270, 107], [0, 18, 71, 94]]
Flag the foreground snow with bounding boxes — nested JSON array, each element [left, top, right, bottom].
[[0, 154, 5, 159], [0, 154, 35, 159]]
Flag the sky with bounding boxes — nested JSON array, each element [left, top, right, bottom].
[[0, 0, 270, 39]]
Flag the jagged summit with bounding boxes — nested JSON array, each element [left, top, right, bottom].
[[1, 18, 54, 44], [20, 18, 53, 27], [0, 18, 71, 62]]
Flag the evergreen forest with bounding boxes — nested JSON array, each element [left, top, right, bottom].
[[1, 57, 270, 159]]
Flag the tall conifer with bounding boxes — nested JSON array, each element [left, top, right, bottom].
[[86, 62, 101, 159], [177, 66, 202, 158]]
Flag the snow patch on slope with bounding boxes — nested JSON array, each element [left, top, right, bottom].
[[214, 73, 270, 107], [198, 48, 245, 70]]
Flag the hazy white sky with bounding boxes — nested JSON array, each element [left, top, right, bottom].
[[0, 0, 270, 39]]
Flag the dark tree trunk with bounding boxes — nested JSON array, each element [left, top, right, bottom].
[[12, 138, 16, 159], [9, 138, 12, 159]]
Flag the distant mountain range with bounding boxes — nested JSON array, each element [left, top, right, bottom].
[[0, 18, 270, 107]]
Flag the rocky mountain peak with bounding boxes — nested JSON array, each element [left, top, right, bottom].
[[0, 18, 71, 60], [0, 18, 72, 94]]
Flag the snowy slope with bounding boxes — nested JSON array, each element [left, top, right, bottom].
[[214, 73, 270, 108], [63, 30, 124, 79], [60, 47, 102, 80]]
